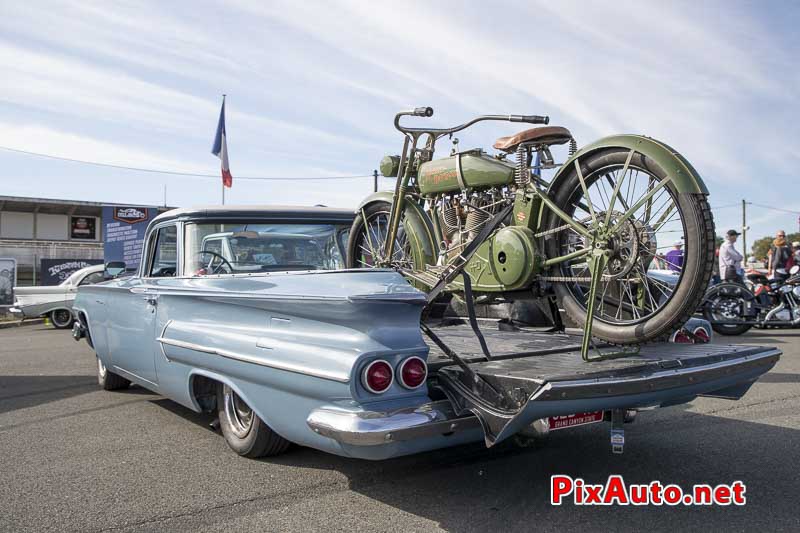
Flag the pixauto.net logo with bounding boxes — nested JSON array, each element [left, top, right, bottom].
[[551, 475, 746, 506]]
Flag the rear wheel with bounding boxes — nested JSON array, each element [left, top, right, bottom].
[[545, 148, 715, 344], [217, 384, 290, 458], [50, 309, 74, 329], [702, 286, 754, 335]]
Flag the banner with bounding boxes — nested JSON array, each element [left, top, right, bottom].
[[102, 206, 158, 270], [0, 258, 16, 306], [40, 258, 103, 286]]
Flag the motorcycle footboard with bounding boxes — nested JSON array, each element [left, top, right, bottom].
[[434, 343, 780, 447]]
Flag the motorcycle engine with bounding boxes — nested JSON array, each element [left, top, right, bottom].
[[437, 189, 505, 260]]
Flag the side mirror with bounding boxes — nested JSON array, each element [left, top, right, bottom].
[[791, 265, 800, 275], [104, 261, 126, 279]]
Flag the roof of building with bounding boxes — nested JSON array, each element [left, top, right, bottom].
[[151, 205, 355, 224], [0, 195, 171, 216]]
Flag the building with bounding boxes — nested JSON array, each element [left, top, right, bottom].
[[0, 195, 170, 286]]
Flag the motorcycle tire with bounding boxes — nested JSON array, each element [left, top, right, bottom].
[[346, 201, 420, 270], [545, 147, 715, 345]]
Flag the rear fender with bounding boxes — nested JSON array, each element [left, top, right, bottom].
[[356, 191, 438, 267], [548, 134, 709, 197]]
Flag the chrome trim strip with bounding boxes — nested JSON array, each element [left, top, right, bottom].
[[157, 336, 350, 383], [306, 400, 481, 446]]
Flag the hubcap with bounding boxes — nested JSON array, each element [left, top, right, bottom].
[[53, 309, 72, 327], [223, 385, 254, 438]]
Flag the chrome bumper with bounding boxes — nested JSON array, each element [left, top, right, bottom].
[[307, 400, 481, 446]]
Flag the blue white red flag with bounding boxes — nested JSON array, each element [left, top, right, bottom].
[[211, 97, 233, 188]]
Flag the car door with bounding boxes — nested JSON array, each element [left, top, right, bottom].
[[108, 224, 178, 387]]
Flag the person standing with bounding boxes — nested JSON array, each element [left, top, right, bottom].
[[664, 240, 684, 272], [767, 230, 791, 280], [719, 229, 744, 283], [792, 241, 800, 268]]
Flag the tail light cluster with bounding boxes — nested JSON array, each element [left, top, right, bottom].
[[361, 356, 427, 394], [670, 327, 711, 344]]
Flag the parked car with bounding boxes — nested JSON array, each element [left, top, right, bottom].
[[72, 205, 779, 460], [10, 264, 106, 328]]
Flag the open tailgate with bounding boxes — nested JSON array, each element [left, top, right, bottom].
[[428, 326, 780, 446]]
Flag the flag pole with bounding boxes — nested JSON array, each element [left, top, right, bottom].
[[221, 94, 226, 205]]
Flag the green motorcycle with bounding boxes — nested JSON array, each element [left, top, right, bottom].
[[346, 107, 715, 348]]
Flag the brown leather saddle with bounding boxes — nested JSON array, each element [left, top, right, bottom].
[[493, 126, 573, 152]]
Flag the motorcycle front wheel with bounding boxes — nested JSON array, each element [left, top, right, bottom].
[[346, 201, 417, 269], [544, 147, 716, 344]]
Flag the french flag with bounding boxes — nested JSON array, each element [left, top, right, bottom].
[[211, 97, 233, 188]]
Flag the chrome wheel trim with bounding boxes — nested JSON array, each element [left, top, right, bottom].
[[223, 385, 254, 439], [52, 309, 73, 327], [97, 358, 107, 380]]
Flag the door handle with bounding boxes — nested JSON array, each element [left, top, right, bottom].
[[142, 295, 158, 306]]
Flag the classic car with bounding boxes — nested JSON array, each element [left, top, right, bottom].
[[10, 264, 106, 328], [72, 205, 780, 460]]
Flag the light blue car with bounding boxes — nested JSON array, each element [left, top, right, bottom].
[[72, 206, 780, 460]]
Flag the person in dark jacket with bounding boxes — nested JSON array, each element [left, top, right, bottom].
[[768, 230, 791, 280]]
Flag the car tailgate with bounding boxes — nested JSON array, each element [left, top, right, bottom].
[[429, 332, 780, 446]]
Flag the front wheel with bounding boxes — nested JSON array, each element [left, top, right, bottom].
[[702, 284, 754, 335], [346, 201, 418, 269], [545, 147, 715, 344]]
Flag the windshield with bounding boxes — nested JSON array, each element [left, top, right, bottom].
[[184, 222, 350, 276]]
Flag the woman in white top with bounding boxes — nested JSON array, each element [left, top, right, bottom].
[[719, 229, 743, 282]]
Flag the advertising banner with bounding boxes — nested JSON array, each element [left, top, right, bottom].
[[0, 258, 17, 306], [40, 259, 104, 286], [102, 206, 158, 270], [70, 216, 98, 240]]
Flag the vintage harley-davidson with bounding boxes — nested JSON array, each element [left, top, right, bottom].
[[347, 108, 715, 353]]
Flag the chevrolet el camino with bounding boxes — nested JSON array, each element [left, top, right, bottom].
[[72, 206, 780, 460]]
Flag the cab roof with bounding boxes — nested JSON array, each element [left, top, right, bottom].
[[151, 205, 355, 225]]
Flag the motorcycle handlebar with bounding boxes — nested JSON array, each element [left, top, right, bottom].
[[510, 115, 550, 125], [394, 109, 551, 135]]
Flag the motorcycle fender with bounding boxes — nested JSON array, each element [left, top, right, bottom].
[[356, 191, 438, 266], [548, 134, 709, 196]]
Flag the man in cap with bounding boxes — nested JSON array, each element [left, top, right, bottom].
[[664, 240, 684, 272], [719, 229, 743, 282]]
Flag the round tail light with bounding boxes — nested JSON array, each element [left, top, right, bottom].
[[398, 356, 427, 389], [693, 327, 710, 343], [671, 330, 694, 344], [362, 360, 393, 394]]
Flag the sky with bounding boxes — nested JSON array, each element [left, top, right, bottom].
[[0, 0, 798, 250]]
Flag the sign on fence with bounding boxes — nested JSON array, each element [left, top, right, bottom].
[[102, 206, 158, 270], [40, 259, 103, 286]]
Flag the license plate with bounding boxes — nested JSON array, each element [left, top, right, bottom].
[[548, 411, 604, 430]]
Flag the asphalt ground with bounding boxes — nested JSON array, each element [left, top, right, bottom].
[[0, 325, 798, 532]]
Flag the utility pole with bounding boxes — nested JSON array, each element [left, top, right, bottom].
[[373, 169, 378, 193], [742, 199, 747, 262]]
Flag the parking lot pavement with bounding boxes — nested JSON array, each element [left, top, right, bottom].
[[1, 326, 798, 533]]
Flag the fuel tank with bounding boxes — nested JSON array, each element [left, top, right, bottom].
[[418, 151, 514, 195]]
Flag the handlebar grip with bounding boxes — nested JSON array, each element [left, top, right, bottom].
[[510, 115, 550, 125], [413, 107, 434, 117]]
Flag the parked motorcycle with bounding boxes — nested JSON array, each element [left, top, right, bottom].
[[703, 265, 800, 335], [347, 107, 715, 345]]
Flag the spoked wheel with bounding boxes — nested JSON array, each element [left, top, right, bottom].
[[545, 147, 715, 344], [346, 201, 416, 269]]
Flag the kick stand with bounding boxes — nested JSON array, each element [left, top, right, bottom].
[[580, 250, 640, 362]]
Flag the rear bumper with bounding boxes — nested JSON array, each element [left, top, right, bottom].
[[306, 399, 481, 446]]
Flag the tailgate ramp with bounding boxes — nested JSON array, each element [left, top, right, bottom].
[[426, 325, 780, 446]]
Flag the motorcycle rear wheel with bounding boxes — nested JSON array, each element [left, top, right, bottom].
[[545, 147, 715, 344]]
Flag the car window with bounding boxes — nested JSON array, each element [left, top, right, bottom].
[[78, 271, 104, 286], [184, 223, 349, 276], [148, 225, 178, 277]]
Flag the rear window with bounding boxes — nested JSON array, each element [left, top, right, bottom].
[[184, 222, 349, 276]]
